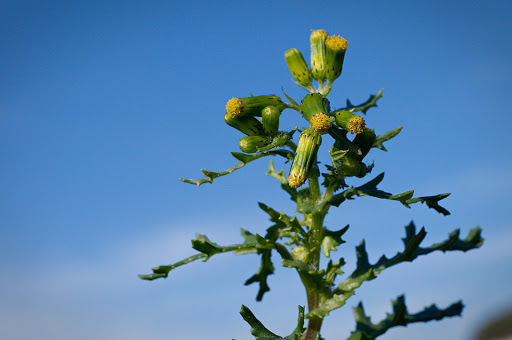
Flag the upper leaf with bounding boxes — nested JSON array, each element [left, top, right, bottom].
[[179, 150, 293, 186]]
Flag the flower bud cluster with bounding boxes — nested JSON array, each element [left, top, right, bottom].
[[224, 95, 287, 154], [285, 29, 348, 94], [223, 30, 370, 189]]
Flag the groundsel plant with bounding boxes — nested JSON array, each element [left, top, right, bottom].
[[140, 29, 483, 340]]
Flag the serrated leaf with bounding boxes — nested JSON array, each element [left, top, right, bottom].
[[405, 193, 451, 216], [307, 269, 376, 319], [347, 295, 463, 340], [373, 126, 403, 151], [351, 221, 483, 280], [192, 234, 223, 259], [329, 173, 451, 215], [240, 305, 305, 340], [322, 225, 349, 257], [307, 222, 483, 318], [179, 150, 292, 186], [139, 234, 270, 281], [266, 161, 300, 202], [340, 89, 384, 115], [245, 249, 275, 301]]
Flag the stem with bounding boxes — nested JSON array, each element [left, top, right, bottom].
[[301, 166, 329, 340]]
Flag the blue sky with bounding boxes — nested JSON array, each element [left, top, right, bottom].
[[1, 1, 511, 339]]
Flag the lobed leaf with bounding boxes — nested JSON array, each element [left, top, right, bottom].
[[347, 295, 463, 339], [179, 150, 293, 186], [240, 305, 306, 340], [329, 173, 451, 215], [373, 126, 403, 152], [338, 89, 384, 115]]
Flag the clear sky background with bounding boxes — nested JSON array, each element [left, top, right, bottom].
[[1, 1, 511, 339]]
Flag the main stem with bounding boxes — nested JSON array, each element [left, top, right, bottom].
[[302, 165, 328, 340]]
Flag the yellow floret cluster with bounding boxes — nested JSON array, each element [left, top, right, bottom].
[[310, 113, 332, 134], [347, 116, 366, 135], [226, 97, 244, 118], [326, 35, 348, 51]]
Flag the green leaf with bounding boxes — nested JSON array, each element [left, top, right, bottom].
[[373, 126, 403, 152], [257, 129, 297, 152], [405, 193, 451, 216], [347, 295, 463, 340], [282, 90, 300, 110], [266, 161, 300, 203], [139, 233, 271, 281], [307, 269, 376, 319], [340, 89, 384, 115], [192, 234, 224, 259], [240, 305, 305, 340], [308, 222, 483, 318], [322, 225, 349, 258], [351, 222, 483, 278], [328, 173, 451, 215], [245, 248, 275, 301], [179, 150, 293, 186]]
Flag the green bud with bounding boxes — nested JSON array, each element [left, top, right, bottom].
[[291, 245, 309, 262], [310, 29, 329, 83], [226, 95, 286, 118], [224, 113, 265, 136], [352, 128, 376, 160], [334, 110, 366, 135], [284, 48, 313, 87], [340, 157, 367, 178], [300, 93, 331, 121], [288, 128, 322, 188], [261, 106, 281, 134], [325, 35, 348, 83], [239, 135, 270, 153]]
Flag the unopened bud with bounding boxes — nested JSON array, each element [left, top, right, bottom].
[[239, 136, 271, 153], [310, 29, 329, 83], [261, 106, 281, 134], [224, 113, 265, 136], [340, 157, 367, 178], [352, 128, 376, 160], [284, 48, 313, 87]]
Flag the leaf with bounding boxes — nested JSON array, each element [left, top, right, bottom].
[[257, 130, 297, 153], [308, 222, 483, 318], [405, 193, 451, 216], [244, 248, 275, 301], [341, 89, 384, 115], [322, 225, 349, 258], [351, 222, 483, 278], [282, 89, 300, 110], [329, 173, 451, 215], [266, 161, 300, 203], [307, 269, 376, 319], [347, 295, 464, 340], [373, 126, 403, 152], [179, 150, 293, 186], [240, 305, 305, 340], [139, 233, 271, 281]]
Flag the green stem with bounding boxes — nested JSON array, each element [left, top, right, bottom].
[[301, 166, 329, 339]]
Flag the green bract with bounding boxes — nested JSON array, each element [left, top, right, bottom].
[[141, 29, 483, 340]]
